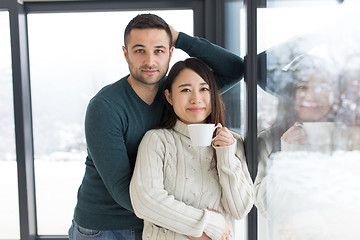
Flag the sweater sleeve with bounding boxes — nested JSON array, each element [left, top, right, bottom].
[[85, 97, 134, 212], [214, 136, 254, 220], [175, 32, 244, 94], [130, 131, 226, 240], [254, 130, 274, 217]]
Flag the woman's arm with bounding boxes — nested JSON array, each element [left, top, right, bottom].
[[214, 132, 254, 220]]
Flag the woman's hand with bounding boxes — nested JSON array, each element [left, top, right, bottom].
[[220, 221, 230, 240], [187, 209, 230, 240], [213, 123, 235, 147], [282, 122, 306, 144], [188, 233, 211, 240]]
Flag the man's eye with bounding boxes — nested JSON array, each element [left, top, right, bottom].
[[155, 49, 164, 53], [135, 49, 145, 53]]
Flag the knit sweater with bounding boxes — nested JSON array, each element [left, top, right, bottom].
[[255, 127, 336, 216], [130, 120, 254, 240], [73, 32, 245, 230]]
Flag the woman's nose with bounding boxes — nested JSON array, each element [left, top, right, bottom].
[[190, 92, 201, 104], [304, 88, 316, 100]]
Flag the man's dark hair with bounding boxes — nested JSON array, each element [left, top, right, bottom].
[[124, 13, 172, 48]]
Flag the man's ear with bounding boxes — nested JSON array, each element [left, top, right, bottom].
[[164, 89, 173, 105], [169, 46, 174, 61], [122, 46, 129, 64]]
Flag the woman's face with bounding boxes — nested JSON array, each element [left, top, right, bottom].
[[295, 76, 334, 122], [165, 68, 211, 124]]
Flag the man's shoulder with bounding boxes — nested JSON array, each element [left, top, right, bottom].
[[90, 76, 134, 105], [95, 76, 129, 97], [86, 76, 132, 115]]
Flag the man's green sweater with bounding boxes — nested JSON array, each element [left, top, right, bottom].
[[73, 32, 244, 230]]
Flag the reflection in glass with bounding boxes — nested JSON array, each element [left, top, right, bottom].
[[27, 10, 193, 235], [0, 11, 20, 240], [255, 1, 360, 240]]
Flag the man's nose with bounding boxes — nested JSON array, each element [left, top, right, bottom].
[[144, 52, 155, 66]]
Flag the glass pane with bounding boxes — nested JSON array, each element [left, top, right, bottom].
[[27, 10, 193, 235], [256, 1, 360, 239], [0, 11, 20, 240]]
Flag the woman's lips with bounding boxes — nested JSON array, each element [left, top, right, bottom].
[[187, 107, 205, 112], [300, 102, 323, 109]]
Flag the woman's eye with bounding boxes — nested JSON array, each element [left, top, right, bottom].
[[181, 88, 191, 92], [201, 87, 210, 91], [296, 85, 307, 90]]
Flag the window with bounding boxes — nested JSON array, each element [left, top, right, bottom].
[[27, 9, 193, 235], [0, 10, 20, 240], [255, 1, 360, 239]]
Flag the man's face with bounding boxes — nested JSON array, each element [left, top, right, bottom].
[[123, 28, 173, 86]]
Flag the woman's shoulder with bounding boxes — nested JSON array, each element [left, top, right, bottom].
[[141, 128, 177, 143], [138, 128, 179, 154]]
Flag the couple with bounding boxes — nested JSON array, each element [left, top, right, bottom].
[[69, 13, 254, 240]]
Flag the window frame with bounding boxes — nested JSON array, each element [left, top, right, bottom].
[[3, 0, 244, 240]]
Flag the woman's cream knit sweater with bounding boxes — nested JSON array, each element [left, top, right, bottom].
[[130, 120, 254, 240]]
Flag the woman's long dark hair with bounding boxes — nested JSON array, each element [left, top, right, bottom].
[[158, 58, 225, 129]]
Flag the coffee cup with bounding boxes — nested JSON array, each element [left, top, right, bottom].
[[302, 122, 335, 145], [187, 124, 220, 146]]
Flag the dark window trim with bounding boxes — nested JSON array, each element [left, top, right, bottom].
[[3, 1, 37, 240], [244, 0, 258, 239], [23, 0, 208, 40], [22, 0, 227, 45], [3, 0, 233, 240]]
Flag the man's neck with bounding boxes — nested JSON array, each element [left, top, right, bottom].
[[127, 76, 160, 105]]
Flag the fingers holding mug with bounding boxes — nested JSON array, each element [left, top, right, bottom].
[[213, 123, 235, 147]]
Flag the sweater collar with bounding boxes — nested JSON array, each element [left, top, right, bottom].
[[173, 120, 191, 139]]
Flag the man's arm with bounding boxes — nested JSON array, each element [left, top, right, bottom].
[[85, 97, 134, 212], [171, 26, 244, 94]]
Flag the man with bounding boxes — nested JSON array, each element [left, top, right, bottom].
[[69, 13, 244, 240]]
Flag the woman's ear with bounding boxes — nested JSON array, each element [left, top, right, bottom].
[[164, 89, 173, 105]]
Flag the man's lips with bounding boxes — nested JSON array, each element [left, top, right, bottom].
[[142, 69, 158, 74]]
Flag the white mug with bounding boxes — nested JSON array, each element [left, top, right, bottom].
[[187, 124, 220, 146], [302, 122, 335, 145]]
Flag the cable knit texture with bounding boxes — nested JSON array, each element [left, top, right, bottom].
[[130, 120, 254, 240]]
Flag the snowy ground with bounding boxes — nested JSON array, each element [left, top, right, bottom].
[[0, 160, 85, 238], [4, 150, 359, 239], [0, 160, 245, 239], [264, 151, 360, 240]]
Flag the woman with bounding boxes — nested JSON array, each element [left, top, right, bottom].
[[254, 53, 340, 223], [130, 58, 254, 240], [260, 53, 338, 153]]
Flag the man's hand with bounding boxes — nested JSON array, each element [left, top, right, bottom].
[[169, 25, 179, 47]]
